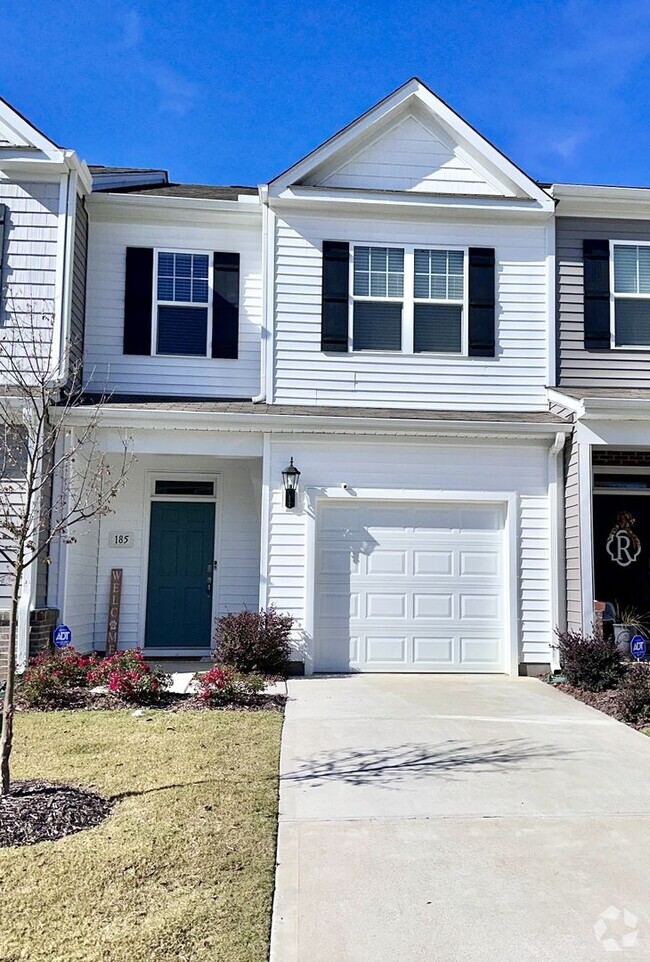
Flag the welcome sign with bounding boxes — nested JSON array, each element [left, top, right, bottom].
[[105, 568, 123, 656]]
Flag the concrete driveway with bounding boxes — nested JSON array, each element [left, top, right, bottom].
[[270, 674, 650, 962]]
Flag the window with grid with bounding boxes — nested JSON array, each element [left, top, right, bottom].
[[352, 246, 404, 351], [156, 252, 210, 356], [413, 249, 464, 353], [613, 244, 650, 347]]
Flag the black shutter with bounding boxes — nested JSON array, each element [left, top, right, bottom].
[[583, 239, 611, 350], [124, 247, 154, 355], [321, 241, 349, 352], [468, 247, 496, 357], [212, 252, 240, 359]]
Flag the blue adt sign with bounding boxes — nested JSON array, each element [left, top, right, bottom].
[[53, 624, 72, 650], [630, 635, 647, 662]]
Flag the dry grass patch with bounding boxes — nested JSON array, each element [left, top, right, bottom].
[[0, 710, 282, 962]]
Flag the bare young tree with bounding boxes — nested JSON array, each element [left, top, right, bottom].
[[0, 303, 132, 794]]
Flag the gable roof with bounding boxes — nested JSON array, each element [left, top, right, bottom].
[[269, 78, 553, 209], [0, 95, 60, 157]]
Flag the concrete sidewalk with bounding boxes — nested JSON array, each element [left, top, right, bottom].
[[270, 674, 650, 961]]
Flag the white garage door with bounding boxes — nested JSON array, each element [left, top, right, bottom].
[[314, 501, 506, 673]]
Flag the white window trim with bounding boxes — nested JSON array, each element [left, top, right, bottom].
[[349, 243, 468, 355], [609, 239, 650, 351], [151, 248, 213, 358]]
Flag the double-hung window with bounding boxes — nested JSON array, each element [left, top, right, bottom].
[[351, 244, 466, 353], [413, 249, 464, 353], [155, 251, 210, 356], [352, 246, 404, 351], [612, 243, 650, 347]]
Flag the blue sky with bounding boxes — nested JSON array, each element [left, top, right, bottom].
[[1, 0, 649, 187]]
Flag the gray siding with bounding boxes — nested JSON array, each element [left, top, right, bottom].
[[564, 432, 582, 630], [69, 193, 88, 381], [557, 216, 650, 387]]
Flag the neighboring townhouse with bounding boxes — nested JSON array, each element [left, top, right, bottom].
[[0, 98, 91, 675], [550, 185, 650, 634], [55, 78, 569, 676]]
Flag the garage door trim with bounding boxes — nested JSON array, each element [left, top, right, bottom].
[[304, 488, 519, 676]]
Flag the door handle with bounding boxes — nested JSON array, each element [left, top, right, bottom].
[[207, 564, 213, 596]]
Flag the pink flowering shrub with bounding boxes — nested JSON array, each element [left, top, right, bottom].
[[20, 649, 99, 707], [87, 649, 171, 704], [197, 664, 266, 706]]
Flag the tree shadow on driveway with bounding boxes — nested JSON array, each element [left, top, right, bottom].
[[282, 739, 573, 789]]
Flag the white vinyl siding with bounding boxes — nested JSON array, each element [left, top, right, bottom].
[[313, 114, 505, 196], [273, 213, 550, 410], [58, 453, 262, 652], [84, 210, 262, 397], [265, 436, 554, 669], [612, 242, 650, 348]]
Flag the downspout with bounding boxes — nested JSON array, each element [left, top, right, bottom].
[[252, 185, 271, 403], [548, 431, 566, 671]]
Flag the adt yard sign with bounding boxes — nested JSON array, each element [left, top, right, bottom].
[[53, 624, 72, 650], [630, 635, 647, 662]]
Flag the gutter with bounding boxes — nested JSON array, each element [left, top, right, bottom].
[[548, 431, 567, 671], [253, 185, 270, 403], [63, 404, 572, 439]]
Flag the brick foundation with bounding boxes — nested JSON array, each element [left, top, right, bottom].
[[29, 607, 59, 659], [0, 606, 59, 682]]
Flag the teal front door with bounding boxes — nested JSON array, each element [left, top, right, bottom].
[[145, 500, 215, 649]]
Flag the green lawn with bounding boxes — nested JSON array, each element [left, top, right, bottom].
[[0, 710, 283, 962]]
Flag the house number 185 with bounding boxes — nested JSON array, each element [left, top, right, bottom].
[[110, 532, 133, 548]]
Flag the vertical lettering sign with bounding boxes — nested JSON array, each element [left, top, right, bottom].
[[105, 568, 123, 656]]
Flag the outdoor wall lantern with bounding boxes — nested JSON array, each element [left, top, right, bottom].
[[282, 457, 301, 509]]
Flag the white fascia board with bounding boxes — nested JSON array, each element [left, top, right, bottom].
[[269, 78, 553, 211], [0, 98, 60, 157], [548, 388, 650, 420], [553, 184, 650, 219], [88, 192, 262, 219], [546, 388, 585, 416], [269, 186, 553, 221], [63, 405, 571, 439]]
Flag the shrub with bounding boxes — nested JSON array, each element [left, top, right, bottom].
[[214, 607, 293, 675], [619, 663, 650, 723], [555, 626, 624, 692], [87, 649, 171, 704], [20, 649, 99, 707], [197, 664, 266, 706]]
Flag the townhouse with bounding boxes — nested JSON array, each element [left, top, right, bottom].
[[58, 79, 566, 676], [2, 77, 647, 678], [0, 98, 91, 673], [550, 185, 650, 634]]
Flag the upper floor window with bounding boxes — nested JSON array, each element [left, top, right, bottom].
[[351, 245, 466, 353], [612, 243, 650, 347], [155, 251, 211, 356]]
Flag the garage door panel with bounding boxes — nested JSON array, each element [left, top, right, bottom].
[[459, 592, 501, 620], [365, 592, 407, 618], [460, 550, 501, 576], [413, 550, 454, 576], [413, 592, 454, 619], [413, 636, 455, 665], [365, 636, 408, 665], [459, 636, 502, 664], [366, 549, 407, 575], [315, 501, 505, 673]]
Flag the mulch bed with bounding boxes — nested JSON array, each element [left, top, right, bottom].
[[552, 682, 650, 729], [15, 689, 286, 714], [0, 781, 112, 848]]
